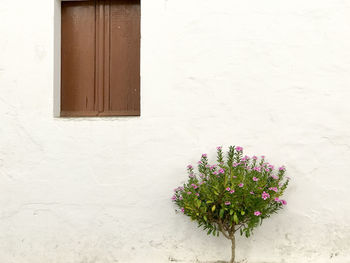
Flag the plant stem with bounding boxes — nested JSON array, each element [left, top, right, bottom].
[[229, 235, 236, 263]]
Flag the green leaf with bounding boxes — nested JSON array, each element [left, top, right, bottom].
[[206, 200, 213, 204], [211, 205, 216, 212], [219, 209, 224, 219], [241, 211, 245, 215], [230, 209, 234, 215], [233, 213, 239, 224]]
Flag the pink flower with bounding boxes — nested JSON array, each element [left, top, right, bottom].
[[252, 177, 259, 182], [189, 173, 195, 178], [181, 208, 185, 213], [238, 183, 244, 188], [254, 211, 261, 216], [187, 165, 193, 169], [213, 171, 218, 175], [274, 198, 287, 205], [232, 162, 239, 167], [268, 164, 274, 170], [271, 175, 279, 180], [250, 191, 254, 195], [252, 156, 258, 160], [197, 161, 203, 164], [187, 191, 192, 195], [269, 187, 278, 193], [261, 155, 265, 159], [253, 166, 261, 172], [235, 146, 243, 152], [218, 168, 225, 174], [279, 166, 286, 171], [202, 154, 207, 158], [225, 201, 231, 205], [209, 165, 217, 170], [226, 187, 231, 191], [174, 187, 183, 192], [217, 146, 222, 151], [261, 191, 270, 200], [171, 195, 177, 201], [179, 196, 183, 200], [230, 190, 235, 194], [241, 155, 250, 161], [191, 184, 198, 189], [233, 176, 237, 178], [195, 193, 199, 197]]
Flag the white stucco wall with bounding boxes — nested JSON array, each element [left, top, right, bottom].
[[1, 0, 350, 262]]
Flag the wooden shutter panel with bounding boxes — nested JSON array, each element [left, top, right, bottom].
[[61, 0, 140, 117]]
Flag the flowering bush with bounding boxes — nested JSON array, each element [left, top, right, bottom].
[[172, 146, 289, 263]]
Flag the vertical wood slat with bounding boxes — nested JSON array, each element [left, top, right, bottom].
[[61, 0, 140, 117], [61, 1, 96, 115], [96, 0, 105, 113], [104, 0, 111, 112], [109, 0, 140, 114]]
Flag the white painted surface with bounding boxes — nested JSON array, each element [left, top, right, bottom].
[[0, 0, 350, 262]]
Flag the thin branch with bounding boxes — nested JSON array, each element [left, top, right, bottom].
[[218, 220, 231, 240], [234, 223, 245, 233]]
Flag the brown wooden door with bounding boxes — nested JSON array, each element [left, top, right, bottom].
[[61, 0, 140, 117]]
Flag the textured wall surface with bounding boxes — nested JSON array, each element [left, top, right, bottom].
[[0, 0, 350, 262]]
